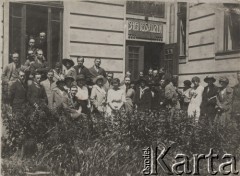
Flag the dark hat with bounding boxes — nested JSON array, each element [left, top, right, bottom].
[[219, 76, 229, 84], [56, 79, 65, 86], [204, 76, 216, 83], [93, 75, 107, 84], [183, 80, 192, 87], [64, 75, 75, 82], [55, 62, 62, 69], [76, 74, 85, 81], [62, 58, 74, 67]]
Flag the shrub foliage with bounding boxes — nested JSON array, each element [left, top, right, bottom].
[[2, 104, 240, 175]]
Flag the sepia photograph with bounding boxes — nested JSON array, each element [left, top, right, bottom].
[[0, 0, 240, 175]]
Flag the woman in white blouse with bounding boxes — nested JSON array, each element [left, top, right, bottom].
[[106, 78, 126, 116]]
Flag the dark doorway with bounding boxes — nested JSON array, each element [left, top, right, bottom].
[[126, 41, 164, 80]]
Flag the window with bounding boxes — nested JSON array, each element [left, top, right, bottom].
[[128, 46, 140, 79], [126, 1, 165, 18], [223, 4, 240, 51], [177, 2, 187, 57], [9, 2, 63, 67]]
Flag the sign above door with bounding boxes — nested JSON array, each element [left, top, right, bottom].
[[127, 19, 164, 42]]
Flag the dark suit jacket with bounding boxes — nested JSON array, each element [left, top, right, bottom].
[[134, 86, 152, 110], [29, 60, 49, 74], [201, 85, 218, 116], [27, 82, 47, 105], [73, 65, 92, 82], [9, 79, 27, 110], [89, 66, 106, 78]]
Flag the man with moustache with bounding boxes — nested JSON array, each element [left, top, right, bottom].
[[89, 58, 107, 78], [8, 69, 27, 113]]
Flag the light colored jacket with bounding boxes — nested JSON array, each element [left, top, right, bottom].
[[90, 85, 106, 112], [40, 79, 56, 108]]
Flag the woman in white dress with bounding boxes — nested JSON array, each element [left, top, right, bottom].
[[188, 76, 204, 122], [106, 78, 126, 117]]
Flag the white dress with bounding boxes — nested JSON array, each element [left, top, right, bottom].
[[187, 85, 204, 122]]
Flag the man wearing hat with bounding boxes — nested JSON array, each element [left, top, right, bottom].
[[52, 78, 68, 109], [201, 76, 219, 126], [75, 74, 90, 114], [62, 58, 76, 79], [215, 76, 233, 127]]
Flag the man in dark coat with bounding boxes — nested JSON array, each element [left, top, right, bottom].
[[8, 70, 27, 112], [73, 57, 92, 84], [201, 76, 219, 126], [29, 49, 49, 80], [27, 72, 47, 109], [134, 78, 152, 110], [89, 58, 106, 78], [35, 32, 47, 57]]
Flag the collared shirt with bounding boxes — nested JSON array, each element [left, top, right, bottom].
[[76, 86, 89, 100], [94, 65, 99, 73]]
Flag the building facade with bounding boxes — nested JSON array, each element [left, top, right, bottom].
[[1, 1, 240, 86]]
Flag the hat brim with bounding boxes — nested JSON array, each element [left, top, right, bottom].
[[93, 76, 107, 84], [204, 77, 216, 83], [64, 76, 75, 82], [62, 59, 74, 67], [56, 80, 65, 85]]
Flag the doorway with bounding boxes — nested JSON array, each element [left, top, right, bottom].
[[126, 41, 164, 80], [9, 2, 63, 67]]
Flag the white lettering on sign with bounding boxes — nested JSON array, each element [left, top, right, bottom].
[[128, 20, 163, 34]]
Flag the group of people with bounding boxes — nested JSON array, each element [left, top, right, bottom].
[[2, 49, 240, 126]]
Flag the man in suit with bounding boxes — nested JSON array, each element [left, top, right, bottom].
[[27, 72, 47, 109], [201, 76, 218, 126], [8, 69, 27, 112], [2, 52, 27, 103], [89, 58, 107, 78], [63, 85, 83, 119], [73, 57, 92, 84], [29, 49, 49, 81], [103, 72, 113, 92], [134, 78, 152, 110], [2, 52, 25, 82], [40, 69, 56, 109], [35, 32, 47, 57]]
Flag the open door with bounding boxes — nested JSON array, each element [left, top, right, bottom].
[[126, 45, 144, 80], [164, 43, 178, 75]]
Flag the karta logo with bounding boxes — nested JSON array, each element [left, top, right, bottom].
[[142, 147, 239, 175]]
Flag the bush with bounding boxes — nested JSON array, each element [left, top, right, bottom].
[[2, 104, 240, 175]]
